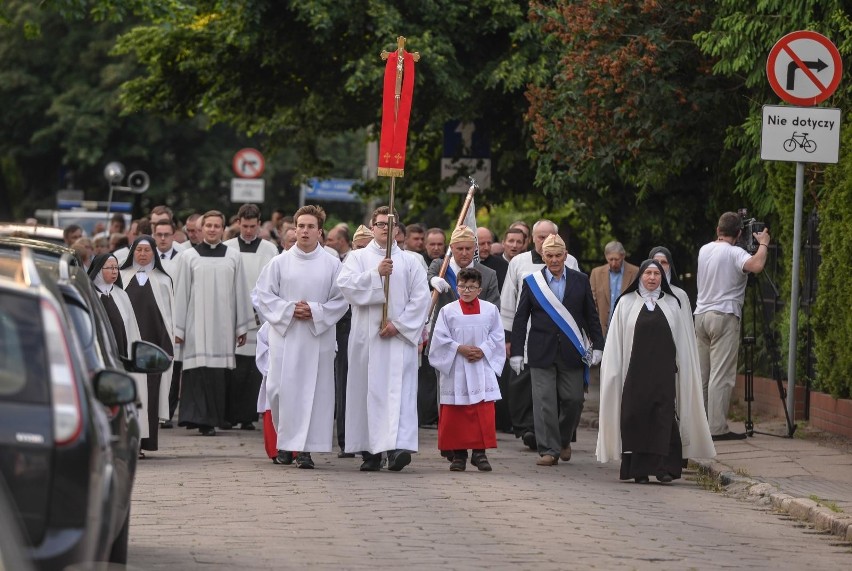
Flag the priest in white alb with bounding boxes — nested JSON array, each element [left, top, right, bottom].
[[337, 206, 430, 472], [252, 205, 349, 469]]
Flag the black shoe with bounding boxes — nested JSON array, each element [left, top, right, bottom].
[[295, 452, 314, 469], [218, 421, 233, 430], [161, 420, 173, 429], [199, 427, 216, 436], [522, 432, 537, 451], [275, 450, 293, 465], [440, 450, 454, 462], [387, 450, 412, 472], [634, 476, 650, 484], [656, 473, 673, 483], [240, 422, 256, 431], [360, 454, 383, 472], [471, 453, 492, 472], [338, 451, 356, 458], [711, 431, 748, 441], [449, 458, 466, 471]]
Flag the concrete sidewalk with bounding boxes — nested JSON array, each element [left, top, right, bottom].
[[581, 382, 852, 542]]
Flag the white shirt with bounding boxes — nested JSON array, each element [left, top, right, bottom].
[[694, 240, 752, 318]]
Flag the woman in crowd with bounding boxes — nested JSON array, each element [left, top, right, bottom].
[[88, 253, 147, 457], [120, 236, 175, 456], [595, 259, 715, 483]]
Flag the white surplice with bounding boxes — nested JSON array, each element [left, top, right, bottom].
[[595, 291, 716, 463], [252, 244, 348, 452], [429, 300, 505, 405], [225, 237, 279, 356], [172, 244, 253, 370], [337, 240, 430, 454]]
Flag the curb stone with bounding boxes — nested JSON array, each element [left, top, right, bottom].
[[695, 459, 852, 543]]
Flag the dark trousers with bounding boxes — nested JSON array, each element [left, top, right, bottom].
[[495, 363, 513, 433], [507, 365, 535, 437], [167, 361, 182, 421], [334, 327, 349, 451], [417, 354, 439, 426], [530, 353, 584, 457]]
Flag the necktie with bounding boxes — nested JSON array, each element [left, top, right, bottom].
[[161, 253, 166, 259]]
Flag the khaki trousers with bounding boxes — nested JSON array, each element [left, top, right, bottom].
[[695, 311, 741, 435]]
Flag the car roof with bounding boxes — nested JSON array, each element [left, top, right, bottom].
[[0, 223, 66, 246]]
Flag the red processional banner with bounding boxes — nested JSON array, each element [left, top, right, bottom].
[[377, 50, 416, 177]]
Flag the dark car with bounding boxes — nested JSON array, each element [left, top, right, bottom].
[[0, 241, 169, 570]]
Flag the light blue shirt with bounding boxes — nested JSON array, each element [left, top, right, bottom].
[[545, 268, 566, 302], [609, 268, 623, 321]]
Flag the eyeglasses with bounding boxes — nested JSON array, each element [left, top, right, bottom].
[[458, 285, 481, 292], [373, 222, 389, 229], [102, 266, 119, 271], [154, 233, 173, 239]]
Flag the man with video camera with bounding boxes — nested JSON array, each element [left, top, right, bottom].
[[694, 211, 771, 441]]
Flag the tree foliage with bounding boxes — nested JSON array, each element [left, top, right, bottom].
[[520, 0, 744, 264]]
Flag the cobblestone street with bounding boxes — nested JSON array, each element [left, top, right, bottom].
[[127, 424, 851, 570]]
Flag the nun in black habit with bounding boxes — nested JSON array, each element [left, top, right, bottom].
[[120, 236, 175, 453], [595, 260, 715, 483]]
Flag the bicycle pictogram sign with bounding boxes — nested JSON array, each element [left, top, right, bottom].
[[783, 132, 817, 153]]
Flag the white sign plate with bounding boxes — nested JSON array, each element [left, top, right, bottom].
[[760, 105, 841, 164], [230, 178, 265, 203], [441, 158, 491, 193]]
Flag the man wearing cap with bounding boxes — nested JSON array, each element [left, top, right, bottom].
[[500, 219, 580, 449], [337, 206, 430, 472], [424, 225, 500, 426], [510, 234, 603, 466]]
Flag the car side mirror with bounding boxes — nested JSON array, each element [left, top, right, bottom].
[[93, 369, 137, 406], [123, 340, 171, 374]]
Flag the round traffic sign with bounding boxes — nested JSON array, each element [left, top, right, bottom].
[[766, 31, 842, 106], [232, 148, 265, 178]]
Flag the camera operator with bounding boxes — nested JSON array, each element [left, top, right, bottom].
[[694, 211, 770, 441]]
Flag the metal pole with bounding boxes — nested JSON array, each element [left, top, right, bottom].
[[785, 161, 805, 428]]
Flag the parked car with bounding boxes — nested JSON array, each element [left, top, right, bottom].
[[0, 472, 34, 571], [0, 223, 65, 246], [0, 241, 170, 570]]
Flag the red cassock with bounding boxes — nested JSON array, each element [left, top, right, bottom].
[[263, 410, 276, 459]]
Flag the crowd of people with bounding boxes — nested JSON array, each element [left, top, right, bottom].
[[47, 204, 772, 482]]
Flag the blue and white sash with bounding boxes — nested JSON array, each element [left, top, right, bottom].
[[445, 265, 458, 293], [525, 271, 593, 385]]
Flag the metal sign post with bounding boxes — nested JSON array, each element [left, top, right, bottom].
[[786, 163, 805, 425]]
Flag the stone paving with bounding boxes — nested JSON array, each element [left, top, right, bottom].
[[127, 421, 852, 571]]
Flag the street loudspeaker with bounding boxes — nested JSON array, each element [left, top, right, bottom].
[[104, 162, 126, 184], [127, 171, 150, 194]]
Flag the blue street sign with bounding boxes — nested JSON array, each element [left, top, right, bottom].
[[443, 120, 490, 158], [303, 178, 360, 203]]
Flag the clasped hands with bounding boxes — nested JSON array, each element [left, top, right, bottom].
[[293, 301, 313, 321], [457, 344, 484, 363]]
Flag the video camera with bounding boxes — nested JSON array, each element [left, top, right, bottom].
[[736, 208, 766, 254]]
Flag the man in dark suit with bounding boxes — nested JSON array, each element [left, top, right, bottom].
[[422, 225, 500, 426], [477, 227, 508, 290], [510, 234, 604, 466]]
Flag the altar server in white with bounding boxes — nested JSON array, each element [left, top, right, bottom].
[[252, 205, 348, 469], [337, 206, 430, 472]]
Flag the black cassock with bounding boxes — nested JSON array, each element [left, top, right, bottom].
[[126, 276, 173, 451], [619, 304, 683, 481]]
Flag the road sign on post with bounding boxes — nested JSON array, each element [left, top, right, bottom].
[[760, 105, 841, 163], [232, 148, 265, 178], [766, 30, 842, 106]]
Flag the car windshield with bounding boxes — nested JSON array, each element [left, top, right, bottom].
[[0, 291, 50, 404]]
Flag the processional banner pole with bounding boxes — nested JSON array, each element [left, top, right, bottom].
[[378, 36, 420, 329]]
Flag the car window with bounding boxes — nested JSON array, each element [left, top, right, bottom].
[[64, 300, 100, 375], [0, 292, 49, 404]]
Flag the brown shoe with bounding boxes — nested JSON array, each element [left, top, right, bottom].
[[560, 445, 572, 462], [536, 454, 558, 466]]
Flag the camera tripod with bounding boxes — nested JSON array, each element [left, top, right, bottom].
[[742, 270, 796, 438]]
